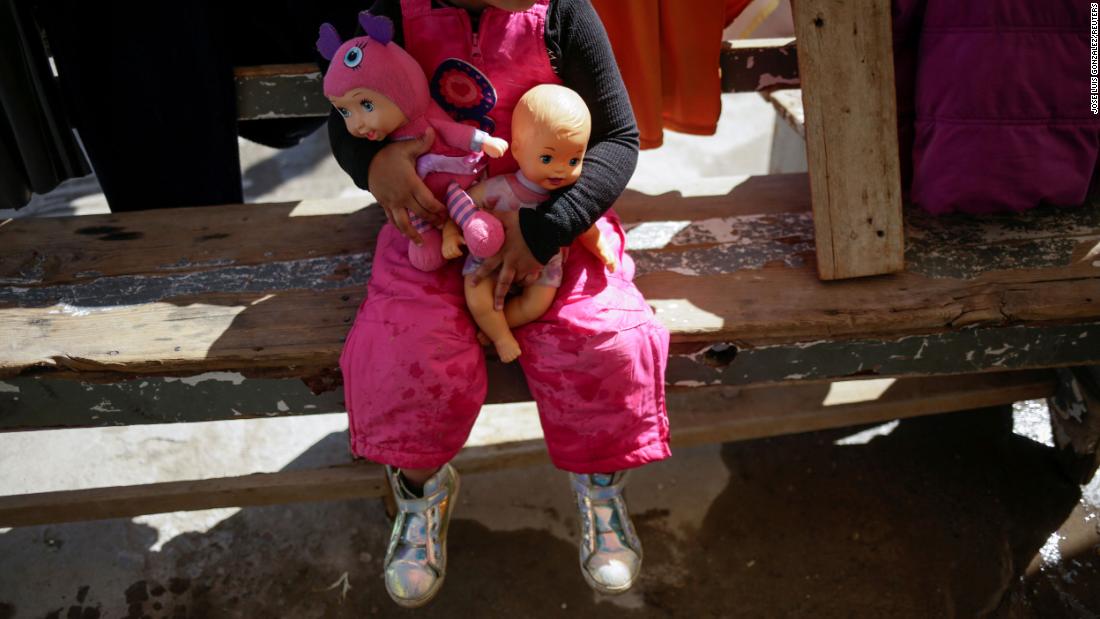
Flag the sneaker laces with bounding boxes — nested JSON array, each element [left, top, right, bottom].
[[573, 473, 634, 554]]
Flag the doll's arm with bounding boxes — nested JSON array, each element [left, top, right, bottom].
[[465, 180, 490, 208], [477, 134, 509, 158], [578, 224, 617, 272], [434, 120, 509, 158]]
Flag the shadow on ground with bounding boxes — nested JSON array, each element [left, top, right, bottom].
[[240, 129, 333, 202], [1, 405, 1096, 618]]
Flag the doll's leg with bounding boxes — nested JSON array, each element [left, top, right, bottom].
[[578, 224, 617, 272], [465, 275, 521, 362], [445, 182, 504, 258], [441, 220, 464, 260], [407, 211, 446, 272], [504, 284, 557, 329]]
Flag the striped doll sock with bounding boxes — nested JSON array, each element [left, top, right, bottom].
[[444, 182, 503, 258], [445, 183, 478, 228], [408, 209, 433, 235]]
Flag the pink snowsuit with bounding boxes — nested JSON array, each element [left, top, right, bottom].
[[339, 0, 671, 473]]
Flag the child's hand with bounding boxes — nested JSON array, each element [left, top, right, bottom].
[[469, 209, 543, 311], [368, 128, 447, 244], [481, 136, 509, 159]]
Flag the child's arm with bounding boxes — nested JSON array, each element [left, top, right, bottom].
[[475, 0, 636, 310], [326, 0, 447, 241], [516, 0, 639, 265], [329, 118, 446, 242]]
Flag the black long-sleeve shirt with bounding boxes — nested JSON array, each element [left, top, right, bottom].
[[327, 0, 639, 264]]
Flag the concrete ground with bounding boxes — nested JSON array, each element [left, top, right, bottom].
[[2, 93, 1099, 617]]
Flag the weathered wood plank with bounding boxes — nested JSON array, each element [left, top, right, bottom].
[[666, 322, 1100, 387], [2, 176, 1100, 381], [0, 288, 360, 377], [234, 64, 330, 121], [720, 38, 799, 93], [669, 370, 1056, 442], [0, 364, 529, 431], [3, 318, 1095, 429], [0, 200, 382, 287], [230, 38, 800, 123], [0, 370, 1055, 526], [764, 88, 805, 139], [794, 0, 904, 279]]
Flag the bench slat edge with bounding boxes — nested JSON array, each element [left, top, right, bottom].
[[0, 370, 1054, 527]]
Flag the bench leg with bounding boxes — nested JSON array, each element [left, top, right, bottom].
[[767, 112, 808, 174], [1047, 367, 1100, 484]]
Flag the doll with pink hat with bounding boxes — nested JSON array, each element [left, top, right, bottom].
[[317, 12, 506, 271]]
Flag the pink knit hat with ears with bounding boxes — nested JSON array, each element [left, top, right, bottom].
[[317, 12, 429, 121]]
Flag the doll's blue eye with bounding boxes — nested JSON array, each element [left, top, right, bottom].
[[361, 100, 375, 112], [539, 155, 552, 164], [343, 46, 363, 68], [569, 158, 579, 166], [336, 107, 350, 118]]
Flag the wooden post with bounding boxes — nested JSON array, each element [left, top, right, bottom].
[[794, 0, 904, 280]]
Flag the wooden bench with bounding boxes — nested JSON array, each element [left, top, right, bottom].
[[3, 173, 1099, 525], [3, 0, 1099, 527]]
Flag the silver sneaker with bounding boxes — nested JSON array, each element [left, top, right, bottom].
[[570, 471, 643, 594], [383, 464, 460, 608]]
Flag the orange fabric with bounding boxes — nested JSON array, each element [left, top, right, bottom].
[[592, 0, 729, 149]]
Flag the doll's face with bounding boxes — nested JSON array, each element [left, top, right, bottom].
[[513, 125, 587, 191], [330, 87, 407, 141]]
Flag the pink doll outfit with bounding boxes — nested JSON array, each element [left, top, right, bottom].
[[319, 15, 500, 269], [461, 171, 565, 289], [339, 0, 671, 473], [320, 19, 489, 195]]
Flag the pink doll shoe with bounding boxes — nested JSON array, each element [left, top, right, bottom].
[[463, 213, 505, 259], [408, 227, 446, 272]]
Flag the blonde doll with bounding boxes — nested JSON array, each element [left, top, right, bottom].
[[446, 84, 616, 362]]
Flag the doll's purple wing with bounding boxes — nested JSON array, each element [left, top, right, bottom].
[[316, 23, 343, 60], [430, 58, 498, 134], [358, 11, 394, 45]]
